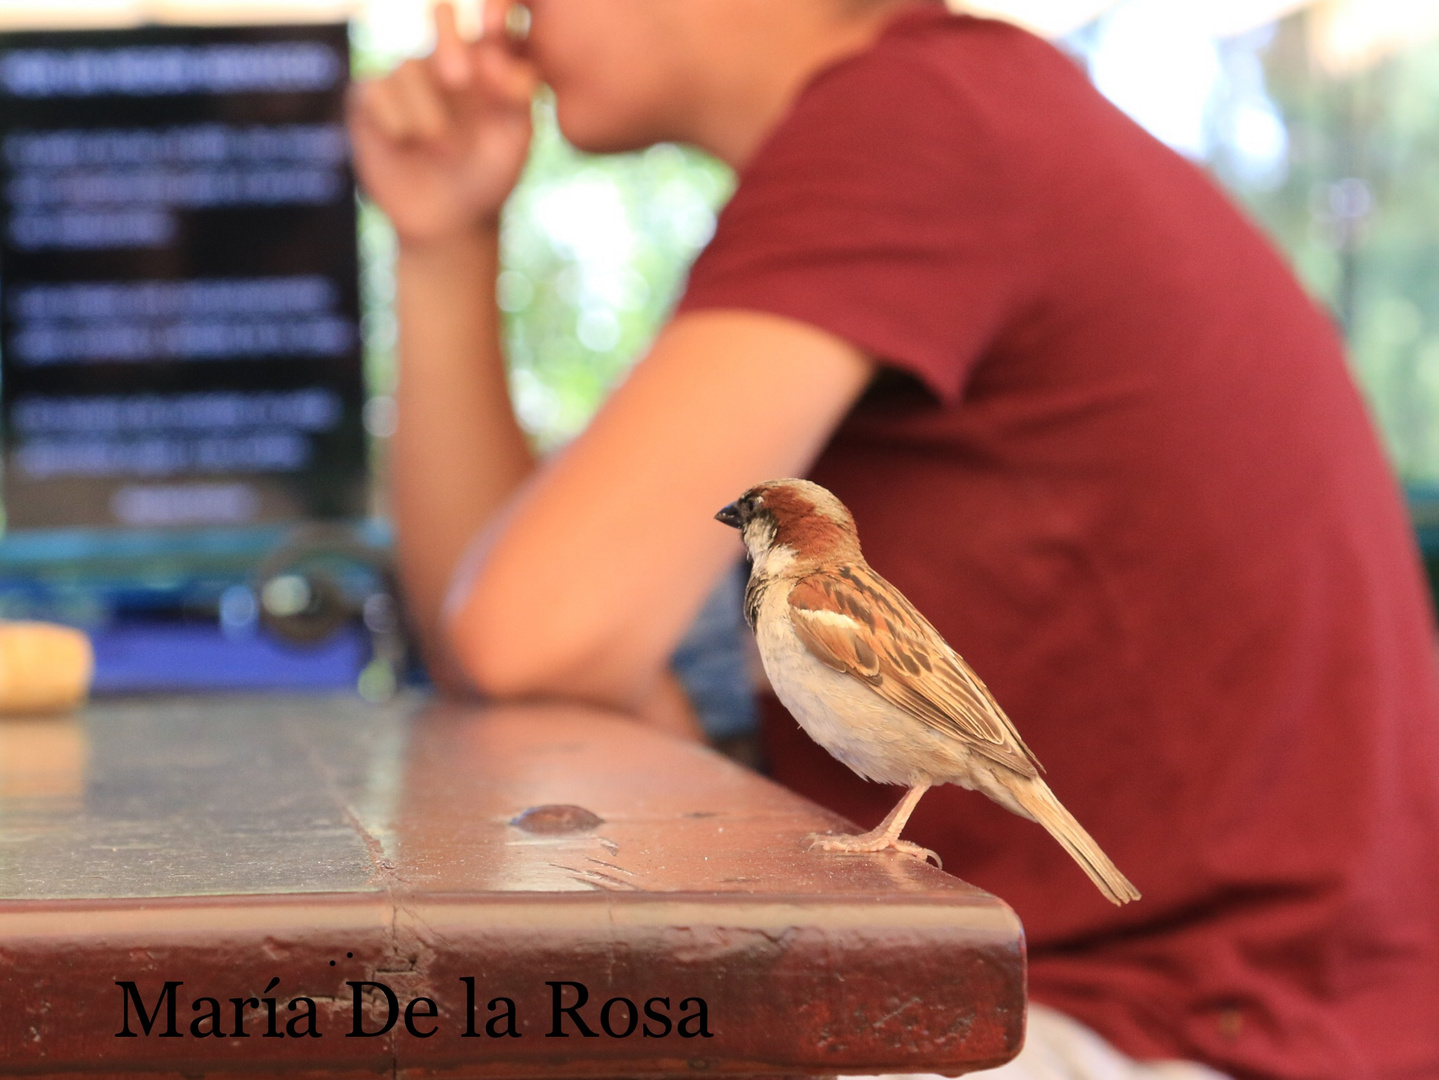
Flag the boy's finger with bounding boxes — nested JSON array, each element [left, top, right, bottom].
[[353, 78, 409, 141], [475, 43, 539, 108], [394, 59, 450, 142], [480, 0, 508, 42], [433, 1, 472, 89]]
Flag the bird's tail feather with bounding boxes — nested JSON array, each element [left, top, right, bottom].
[[1011, 779, 1141, 906]]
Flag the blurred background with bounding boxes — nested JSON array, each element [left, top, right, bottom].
[[7, 0, 1437, 478], [1, 0, 1437, 704]]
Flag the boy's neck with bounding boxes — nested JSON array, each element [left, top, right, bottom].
[[690, 0, 935, 169]]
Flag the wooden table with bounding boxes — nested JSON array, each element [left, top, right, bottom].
[[0, 695, 1025, 1078]]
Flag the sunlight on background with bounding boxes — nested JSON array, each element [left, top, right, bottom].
[[3, 0, 1439, 486], [1025, 0, 1439, 486]]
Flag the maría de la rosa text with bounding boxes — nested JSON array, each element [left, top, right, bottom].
[[115, 978, 713, 1041]]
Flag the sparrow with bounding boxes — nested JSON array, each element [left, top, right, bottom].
[[715, 478, 1140, 905]]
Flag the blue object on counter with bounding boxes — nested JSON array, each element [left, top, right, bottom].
[[90, 623, 367, 693]]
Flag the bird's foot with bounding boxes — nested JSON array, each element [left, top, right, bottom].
[[805, 831, 943, 870]]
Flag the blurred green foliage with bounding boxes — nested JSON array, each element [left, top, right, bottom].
[[1208, 15, 1439, 484], [356, 93, 731, 459], [494, 103, 732, 448]]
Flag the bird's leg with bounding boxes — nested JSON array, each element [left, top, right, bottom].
[[807, 781, 942, 868]]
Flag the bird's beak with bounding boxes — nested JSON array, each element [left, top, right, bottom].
[[714, 501, 744, 529]]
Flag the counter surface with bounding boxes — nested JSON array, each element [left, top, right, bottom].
[[0, 694, 1025, 1077]]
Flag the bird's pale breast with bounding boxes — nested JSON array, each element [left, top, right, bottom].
[[754, 577, 987, 790]]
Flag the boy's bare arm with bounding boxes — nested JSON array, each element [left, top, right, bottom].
[[352, 1, 873, 715], [446, 309, 873, 713], [389, 228, 532, 691], [391, 219, 869, 719]]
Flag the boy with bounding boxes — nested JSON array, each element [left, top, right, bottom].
[[350, 2, 1439, 1076]]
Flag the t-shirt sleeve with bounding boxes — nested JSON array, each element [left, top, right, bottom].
[[676, 42, 1040, 405]]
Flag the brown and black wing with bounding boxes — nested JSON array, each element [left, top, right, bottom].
[[787, 567, 1042, 778]]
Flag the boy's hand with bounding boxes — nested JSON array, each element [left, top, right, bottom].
[[349, 1, 538, 245]]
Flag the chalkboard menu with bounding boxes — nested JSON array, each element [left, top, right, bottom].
[[0, 23, 365, 531]]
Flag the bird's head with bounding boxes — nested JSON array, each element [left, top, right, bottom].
[[715, 478, 861, 573]]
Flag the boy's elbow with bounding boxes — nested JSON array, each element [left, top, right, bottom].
[[445, 608, 550, 700], [444, 600, 633, 708]]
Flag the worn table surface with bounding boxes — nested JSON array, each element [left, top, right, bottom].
[[0, 694, 1025, 1078]]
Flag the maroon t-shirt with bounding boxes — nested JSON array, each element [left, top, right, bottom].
[[677, 7, 1439, 1079]]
